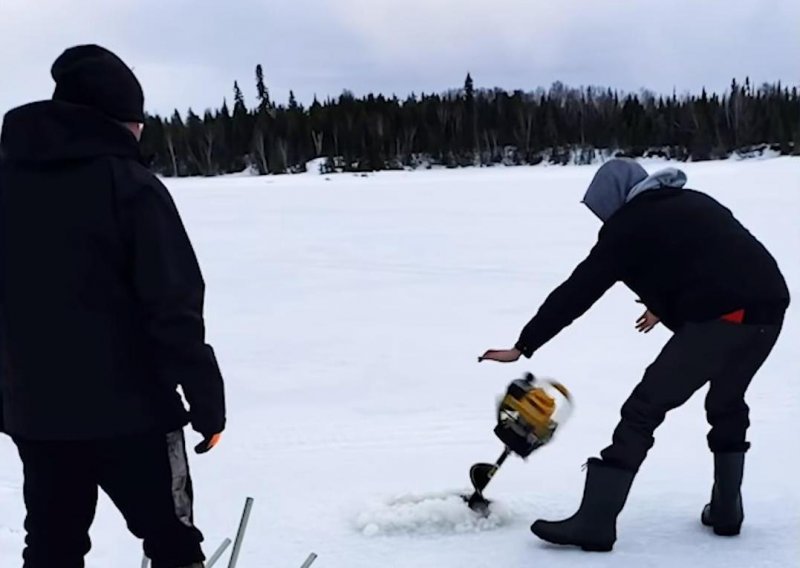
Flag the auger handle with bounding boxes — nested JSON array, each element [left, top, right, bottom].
[[546, 379, 571, 400]]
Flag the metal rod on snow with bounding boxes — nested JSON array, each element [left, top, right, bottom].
[[206, 538, 233, 568], [299, 553, 318, 568], [227, 497, 254, 568]]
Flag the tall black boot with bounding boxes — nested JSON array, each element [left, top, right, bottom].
[[531, 458, 635, 552], [701, 451, 745, 536]]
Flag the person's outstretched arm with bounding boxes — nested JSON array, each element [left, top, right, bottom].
[[480, 234, 622, 362]]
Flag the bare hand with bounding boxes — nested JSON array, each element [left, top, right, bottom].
[[478, 348, 522, 363], [635, 309, 660, 333]]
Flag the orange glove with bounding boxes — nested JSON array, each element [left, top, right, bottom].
[[194, 433, 222, 454]]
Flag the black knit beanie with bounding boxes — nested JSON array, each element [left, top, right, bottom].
[[51, 45, 145, 123]]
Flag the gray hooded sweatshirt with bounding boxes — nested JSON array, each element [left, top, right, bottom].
[[582, 158, 688, 222]]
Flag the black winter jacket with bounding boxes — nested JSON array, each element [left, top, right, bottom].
[[0, 101, 225, 440], [515, 188, 790, 357]]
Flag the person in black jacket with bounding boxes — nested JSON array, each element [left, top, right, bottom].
[[480, 158, 789, 552], [0, 45, 225, 568]]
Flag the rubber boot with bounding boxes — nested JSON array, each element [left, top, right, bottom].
[[701, 451, 745, 536], [531, 458, 635, 552]]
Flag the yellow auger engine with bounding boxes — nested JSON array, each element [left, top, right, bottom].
[[464, 372, 573, 514]]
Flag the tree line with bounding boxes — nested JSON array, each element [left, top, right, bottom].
[[140, 70, 800, 176]]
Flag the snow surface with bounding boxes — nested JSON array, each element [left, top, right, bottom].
[[1, 158, 799, 567]]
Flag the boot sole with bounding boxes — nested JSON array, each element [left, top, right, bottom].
[[531, 526, 613, 552], [535, 537, 613, 552], [702, 504, 742, 535], [580, 543, 613, 552], [712, 525, 741, 536], [702, 517, 742, 535]]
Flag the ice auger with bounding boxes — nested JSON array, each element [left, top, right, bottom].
[[464, 372, 573, 514]]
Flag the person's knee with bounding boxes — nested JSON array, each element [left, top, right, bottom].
[[620, 391, 665, 431]]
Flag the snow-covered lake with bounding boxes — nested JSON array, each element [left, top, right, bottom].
[[2, 158, 798, 567]]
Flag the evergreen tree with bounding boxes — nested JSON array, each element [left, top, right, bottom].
[[231, 82, 251, 171], [233, 81, 246, 113], [463, 73, 478, 158], [255, 64, 271, 113], [216, 99, 234, 172]]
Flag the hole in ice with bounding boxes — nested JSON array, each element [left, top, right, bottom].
[[354, 491, 513, 537]]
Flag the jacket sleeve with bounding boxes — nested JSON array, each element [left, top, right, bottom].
[[118, 162, 226, 436], [514, 232, 623, 358], [0, 165, 6, 434]]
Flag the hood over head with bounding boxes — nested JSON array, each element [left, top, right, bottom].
[[582, 158, 687, 221]]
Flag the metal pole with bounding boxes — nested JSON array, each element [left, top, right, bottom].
[[206, 538, 233, 568], [299, 553, 318, 568], [227, 497, 254, 568]]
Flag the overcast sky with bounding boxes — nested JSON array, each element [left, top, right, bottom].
[[1, 0, 798, 118]]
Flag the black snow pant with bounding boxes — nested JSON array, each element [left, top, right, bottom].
[[600, 319, 782, 472], [13, 430, 205, 568]]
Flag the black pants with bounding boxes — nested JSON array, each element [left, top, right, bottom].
[[13, 430, 205, 568], [601, 319, 782, 472]]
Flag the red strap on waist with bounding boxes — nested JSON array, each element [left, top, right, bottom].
[[721, 309, 745, 324]]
